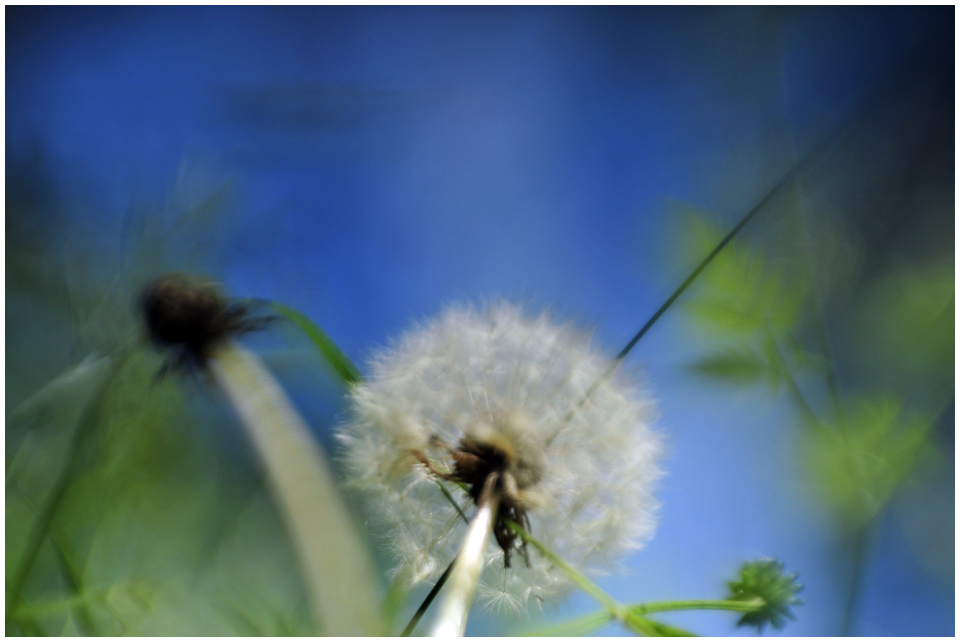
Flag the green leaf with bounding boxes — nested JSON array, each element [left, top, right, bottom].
[[688, 348, 770, 384], [676, 209, 808, 338], [269, 302, 363, 385], [760, 335, 788, 391], [803, 397, 933, 528]]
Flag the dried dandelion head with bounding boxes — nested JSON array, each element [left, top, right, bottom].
[[338, 302, 663, 612]]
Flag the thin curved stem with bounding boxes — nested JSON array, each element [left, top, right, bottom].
[[615, 137, 829, 365], [550, 136, 834, 445], [401, 557, 456, 636], [501, 517, 620, 616]]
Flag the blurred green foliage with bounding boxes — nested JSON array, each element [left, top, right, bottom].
[[6, 160, 316, 635], [802, 398, 933, 530], [675, 142, 952, 631], [677, 200, 950, 533]]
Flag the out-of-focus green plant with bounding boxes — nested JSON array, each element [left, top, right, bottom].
[[6, 160, 327, 635], [676, 184, 952, 634], [802, 398, 934, 530]]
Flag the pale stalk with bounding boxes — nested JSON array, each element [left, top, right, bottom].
[[209, 341, 380, 635], [429, 476, 500, 637]]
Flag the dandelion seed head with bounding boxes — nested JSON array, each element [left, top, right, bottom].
[[338, 301, 663, 611]]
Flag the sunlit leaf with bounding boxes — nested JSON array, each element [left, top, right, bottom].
[[676, 208, 809, 338], [683, 298, 767, 335]]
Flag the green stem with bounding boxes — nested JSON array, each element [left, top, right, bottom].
[[502, 517, 622, 617], [812, 305, 845, 422], [50, 528, 98, 635], [11, 589, 109, 619], [840, 522, 872, 636], [522, 610, 615, 637], [615, 137, 828, 365], [398, 480, 471, 636], [503, 518, 751, 637], [763, 327, 819, 426], [630, 598, 764, 616]]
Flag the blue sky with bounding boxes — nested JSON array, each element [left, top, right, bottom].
[[6, 6, 953, 635]]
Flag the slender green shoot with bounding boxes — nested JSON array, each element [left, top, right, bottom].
[[629, 598, 764, 616], [269, 301, 364, 385], [521, 610, 614, 637], [502, 517, 620, 616]]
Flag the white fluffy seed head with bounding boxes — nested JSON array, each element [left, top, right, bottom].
[[337, 301, 663, 613]]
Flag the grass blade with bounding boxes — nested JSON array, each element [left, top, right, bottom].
[[269, 302, 363, 385]]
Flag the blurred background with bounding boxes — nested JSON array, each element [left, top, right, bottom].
[[6, 6, 953, 636]]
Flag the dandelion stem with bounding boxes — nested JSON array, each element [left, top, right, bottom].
[[209, 341, 380, 635], [502, 517, 730, 636], [429, 476, 501, 637], [399, 479, 471, 635]]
